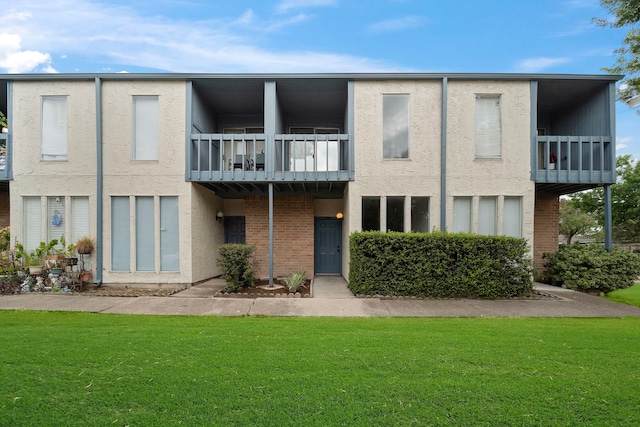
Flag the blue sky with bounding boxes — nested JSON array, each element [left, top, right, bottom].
[[1, 0, 639, 159]]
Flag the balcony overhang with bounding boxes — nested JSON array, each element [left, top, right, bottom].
[[196, 180, 347, 199]]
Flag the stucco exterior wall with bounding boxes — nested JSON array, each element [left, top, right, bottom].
[[101, 80, 193, 284], [190, 184, 224, 281], [445, 81, 534, 242], [10, 81, 99, 275], [349, 80, 443, 233]]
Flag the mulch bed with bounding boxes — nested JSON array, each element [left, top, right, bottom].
[[216, 279, 312, 298]]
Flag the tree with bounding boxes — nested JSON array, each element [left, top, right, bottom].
[[559, 201, 597, 244], [569, 155, 640, 242], [595, 0, 640, 99]]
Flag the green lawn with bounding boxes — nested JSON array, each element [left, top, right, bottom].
[[605, 283, 640, 308], [1, 312, 639, 426]]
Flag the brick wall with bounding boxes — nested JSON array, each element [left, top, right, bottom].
[[533, 193, 559, 274], [245, 195, 314, 279], [0, 193, 9, 228]]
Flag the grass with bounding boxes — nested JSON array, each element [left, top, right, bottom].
[[1, 312, 640, 426], [605, 282, 640, 308]]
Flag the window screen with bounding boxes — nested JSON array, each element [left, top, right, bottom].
[[475, 95, 501, 159]]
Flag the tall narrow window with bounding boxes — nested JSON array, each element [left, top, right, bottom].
[[132, 96, 159, 160], [111, 197, 130, 272], [70, 197, 90, 244], [383, 94, 409, 159], [386, 196, 405, 232], [411, 197, 429, 232], [136, 196, 155, 271], [362, 197, 381, 231], [42, 96, 68, 160], [475, 95, 501, 159], [478, 196, 497, 235], [23, 197, 42, 251], [47, 196, 65, 244], [504, 197, 523, 238], [160, 196, 179, 272], [453, 197, 472, 233]]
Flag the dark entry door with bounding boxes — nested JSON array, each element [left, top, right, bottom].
[[314, 217, 342, 274], [224, 216, 246, 243]]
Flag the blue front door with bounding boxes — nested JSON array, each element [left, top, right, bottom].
[[314, 217, 342, 274], [224, 216, 246, 243]]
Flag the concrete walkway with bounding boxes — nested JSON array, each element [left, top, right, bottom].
[[0, 276, 639, 317]]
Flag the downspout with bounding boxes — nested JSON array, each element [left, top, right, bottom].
[[440, 77, 448, 230], [95, 77, 103, 286]]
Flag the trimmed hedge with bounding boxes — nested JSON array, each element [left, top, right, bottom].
[[217, 244, 255, 292], [543, 244, 640, 293], [348, 232, 533, 299]]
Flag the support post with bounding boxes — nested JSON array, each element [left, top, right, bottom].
[[95, 77, 103, 285], [604, 184, 612, 251], [269, 183, 274, 286]]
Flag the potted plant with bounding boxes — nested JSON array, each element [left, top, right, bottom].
[[75, 236, 94, 255], [0, 111, 7, 133], [44, 238, 62, 268], [16, 242, 45, 275]]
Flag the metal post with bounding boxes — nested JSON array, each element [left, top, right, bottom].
[[604, 184, 612, 251], [440, 77, 447, 231], [269, 183, 274, 286]]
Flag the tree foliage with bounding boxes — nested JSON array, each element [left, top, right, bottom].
[[569, 155, 640, 242], [559, 201, 597, 244], [596, 0, 640, 98]]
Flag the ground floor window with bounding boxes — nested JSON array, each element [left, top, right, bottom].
[[386, 196, 405, 232], [362, 196, 430, 233], [452, 195, 523, 237], [362, 197, 380, 231], [111, 195, 179, 272], [411, 197, 429, 232], [22, 195, 90, 251], [453, 197, 472, 233]]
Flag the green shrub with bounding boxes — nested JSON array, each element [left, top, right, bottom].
[[348, 232, 533, 299], [284, 269, 306, 293], [543, 244, 640, 293], [217, 244, 255, 292]]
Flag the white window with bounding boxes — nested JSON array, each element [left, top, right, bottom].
[[478, 196, 497, 235], [411, 197, 429, 232], [132, 96, 159, 160], [111, 197, 130, 271], [475, 95, 501, 159], [383, 94, 409, 159], [135, 197, 155, 271], [503, 197, 523, 238], [111, 196, 180, 273], [42, 96, 68, 160], [453, 197, 472, 233], [70, 197, 90, 243], [160, 196, 179, 272], [23, 197, 42, 251], [47, 196, 65, 245]]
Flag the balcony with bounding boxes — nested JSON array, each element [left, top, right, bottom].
[[0, 133, 9, 180], [533, 135, 614, 193], [188, 132, 353, 196]]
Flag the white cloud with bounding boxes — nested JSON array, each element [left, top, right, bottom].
[[514, 57, 572, 73], [368, 16, 424, 32], [0, 33, 53, 73], [276, 0, 336, 13], [617, 143, 628, 150], [0, 0, 391, 73]]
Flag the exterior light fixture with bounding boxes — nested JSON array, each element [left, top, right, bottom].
[[336, 212, 344, 219], [216, 211, 224, 222]]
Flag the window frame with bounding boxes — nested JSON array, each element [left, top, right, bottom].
[[132, 95, 159, 161], [475, 94, 502, 159], [382, 94, 410, 160], [41, 95, 68, 161]]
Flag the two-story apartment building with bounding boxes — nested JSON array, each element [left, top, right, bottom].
[[0, 73, 618, 286]]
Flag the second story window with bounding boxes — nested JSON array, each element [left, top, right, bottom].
[[41, 96, 67, 160], [475, 95, 502, 159], [383, 94, 409, 159], [132, 95, 159, 160]]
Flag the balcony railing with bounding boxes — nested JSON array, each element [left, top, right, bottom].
[[0, 133, 9, 180], [188, 133, 352, 182], [533, 135, 614, 184]]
